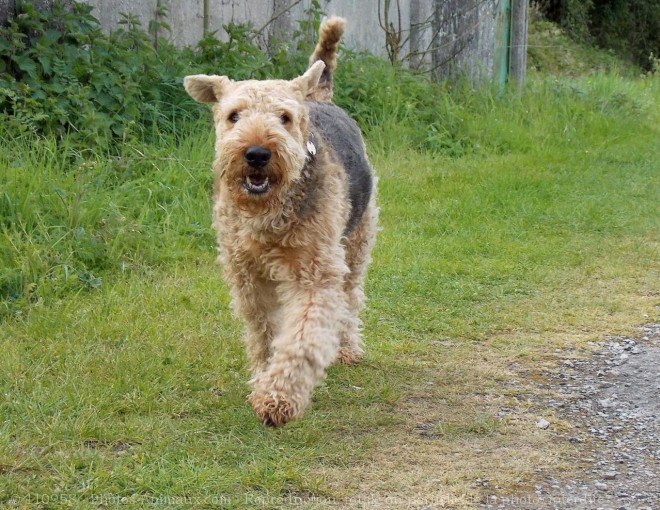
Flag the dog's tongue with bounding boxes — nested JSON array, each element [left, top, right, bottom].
[[248, 173, 267, 186]]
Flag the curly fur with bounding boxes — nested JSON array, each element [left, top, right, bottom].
[[183, 17, 377, 426]]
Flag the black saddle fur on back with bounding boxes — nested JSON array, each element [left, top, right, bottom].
[[307, 101, 373, 236]]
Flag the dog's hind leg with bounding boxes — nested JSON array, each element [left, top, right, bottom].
[[337, 198, 379, 364]]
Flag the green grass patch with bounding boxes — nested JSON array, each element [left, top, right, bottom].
[[0, 123, 215, 317], [1, 71, 659, 506], [527, 19, 638, 77]]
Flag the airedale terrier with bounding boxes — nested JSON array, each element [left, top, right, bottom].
[[184, 17, 377, 426]]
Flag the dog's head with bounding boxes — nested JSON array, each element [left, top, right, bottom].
[[184, 62, 325, 209]]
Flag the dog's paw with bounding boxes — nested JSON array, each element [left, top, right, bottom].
[[248, 390, 300, 427], [335, 346, 364, 365]]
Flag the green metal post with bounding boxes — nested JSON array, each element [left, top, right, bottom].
[[203, 0, 209, 36], [495, 0, 512, 91]]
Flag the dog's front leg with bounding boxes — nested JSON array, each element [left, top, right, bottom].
[[248, 276, 346, 426]]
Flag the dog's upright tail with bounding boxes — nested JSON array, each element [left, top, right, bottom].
[[306, 16, 346, 102]]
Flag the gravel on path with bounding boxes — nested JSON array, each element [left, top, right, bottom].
[[484, 323, 660, 510]]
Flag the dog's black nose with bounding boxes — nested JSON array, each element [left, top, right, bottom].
[[244, 146, 271, 168]]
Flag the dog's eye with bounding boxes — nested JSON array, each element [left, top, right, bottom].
[[280, 113, 291, 125], [228, 111, 240, 123]]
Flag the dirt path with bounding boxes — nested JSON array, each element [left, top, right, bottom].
[[486, 323, 660, 510], [304, 324, 660, 510]]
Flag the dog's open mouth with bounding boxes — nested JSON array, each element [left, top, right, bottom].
[[243, 172, 271, 194]]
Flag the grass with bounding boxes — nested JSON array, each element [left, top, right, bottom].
[[526, 18, 639, 77], [1, 71, 659, 508], [0, 124, 215, 315]]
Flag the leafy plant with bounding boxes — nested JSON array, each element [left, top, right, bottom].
[[0, 1, 186, 146], [149, 0, 172, 51], [193, 23, 275, 80]]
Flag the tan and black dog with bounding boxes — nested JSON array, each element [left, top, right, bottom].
[[184, 17, 377, 426]]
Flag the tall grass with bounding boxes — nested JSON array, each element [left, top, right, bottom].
[[0, 122, 215, 317], [2, 61, 658, 320]]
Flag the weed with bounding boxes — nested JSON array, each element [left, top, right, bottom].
[[433, 415, 500, 439]]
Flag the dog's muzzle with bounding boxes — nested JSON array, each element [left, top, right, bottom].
[[243, 146, 272, 194]]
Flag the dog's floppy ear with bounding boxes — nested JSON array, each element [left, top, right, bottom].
[[183, 75, 230, 103], [291, 60, 325, 99]]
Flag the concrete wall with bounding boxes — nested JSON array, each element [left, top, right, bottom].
[[431, 0, 498, 81], [3, 0, 501, 81], [83, 0, 407, 57]]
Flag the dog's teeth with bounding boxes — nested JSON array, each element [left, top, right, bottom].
[[245, 175, 269, 192]]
